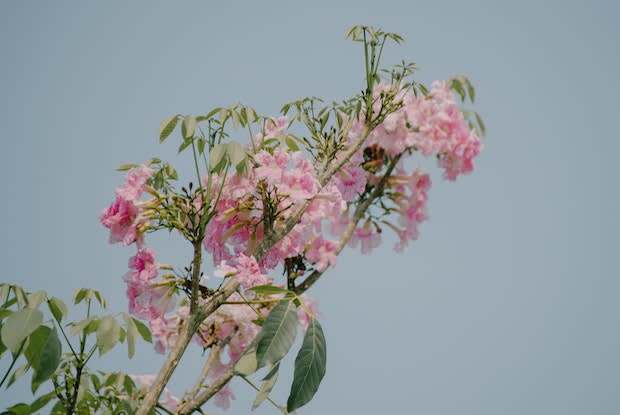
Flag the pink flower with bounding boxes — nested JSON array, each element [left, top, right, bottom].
[[100, 165, 153, 246], [123, 248, 176, 327], [131, 374, 179, 412], [150, 316, 174, 354], [214, 254, 272, 289], [125, 248, 158, 284], [306, 237, 337, 272], [213, 384, 236, 410], [100, 195, 141, 245], [117, 165, 153, 200], [350, 221, 381, 254], [391, 169, 431, 252]]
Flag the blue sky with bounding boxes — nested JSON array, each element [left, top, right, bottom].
[[1, 1, 619, 414]]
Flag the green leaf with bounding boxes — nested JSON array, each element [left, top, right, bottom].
[[0, 336, 6, 357], [70, 318, 92, 337], [248, 285, 289, 296], [116, 163, 139, 172], [284, 136, 300, 152], [29, 391, 56, 412], [24, 325, 51, 368], [204, 107, 223, 120], [7, 362, 29, 388], [96, 315, 120, 356], [252, 362, 280, 410], [209, 143, 227, 171], [26, 291, 46, 309], [230, 109, 241, 129], [256, 300, 298, 367], [465, 78, 475, 103], [183, 115, 197, 139], [47, 297, 68, 323], [122, 313, 137, 358], [286, 318, 327, 412], [132, 317, 152, 343], [0, 284, 11, 304], [123, 373, 136, 394], [177, 137, 194, 154], [13, 286, 27, 308], [196, 138, 206, 155], [73, 288, 90, 305], [1, 308, 43, 354], [159, 114, 179, 143], [93, 291, 107, 309], [475, 112, 486, 136], [234, 348, 258, 376], [3, 403, 30, 415], [50, 400, 65, 415], [227, 141, 246, 168], [32, 328, 61, 388], [451, 78, 465, 101], [85, 318, 100, 336]]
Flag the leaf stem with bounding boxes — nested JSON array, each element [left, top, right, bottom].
[[0, 338, 26, 388], [240, 375, 286, 414]]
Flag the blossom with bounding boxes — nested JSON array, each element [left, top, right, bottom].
[[131, 374, 179, 412], [117, 165, 154, 200], [213, 384, 236, 410], [150, 316, 175, 354], [391, 169, 431, 252], [100, 195, 141, 245], [203, 147, 346, 271], [353, 81, 481, 180], [305, 237, 338, 272], [350, 221, 381, 254], [214, 253, 272, 289], [100, 165, 153, 246], [123, 248, 172, 320]]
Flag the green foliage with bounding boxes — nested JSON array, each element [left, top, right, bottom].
[[252, 362, 280, 411], [96, 315, 121, 356], [287, 318, 327, 412], [256, 300, 299, 368], [24, 325, 61, 391], [159, 114, 180, 143], [1, 307, 43, 354], [0, 283, 154, 414]]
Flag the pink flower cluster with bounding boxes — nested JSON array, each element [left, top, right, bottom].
[[123, 248, 178, 353], [201, 292, 261, 409], [362, 81, 482, 180], [392, 169, 431, 252], [100, 165, 153, 245], [214, 253, 272, 289], [203, 145, 344, 273]]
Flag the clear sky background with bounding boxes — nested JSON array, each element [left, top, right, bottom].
[[1, 1, 619, 414]]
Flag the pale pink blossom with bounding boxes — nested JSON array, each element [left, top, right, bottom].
[[117, 165, 153, 200], [100, 195, 142, 245], [214, 253, 272, 289], [100, 165, 153, 245], [213, 384, 236, 410], [350, 221, 382, 254], [131, 374, 179, 412], [306, 237, 337, 272]]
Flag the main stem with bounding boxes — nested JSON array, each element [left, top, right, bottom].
[[135, 313, 202, 415], [136, 240, 204, 415]]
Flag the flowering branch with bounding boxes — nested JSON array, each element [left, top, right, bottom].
[[97, 25, 483, 415], [295, 151, 404, 294]]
